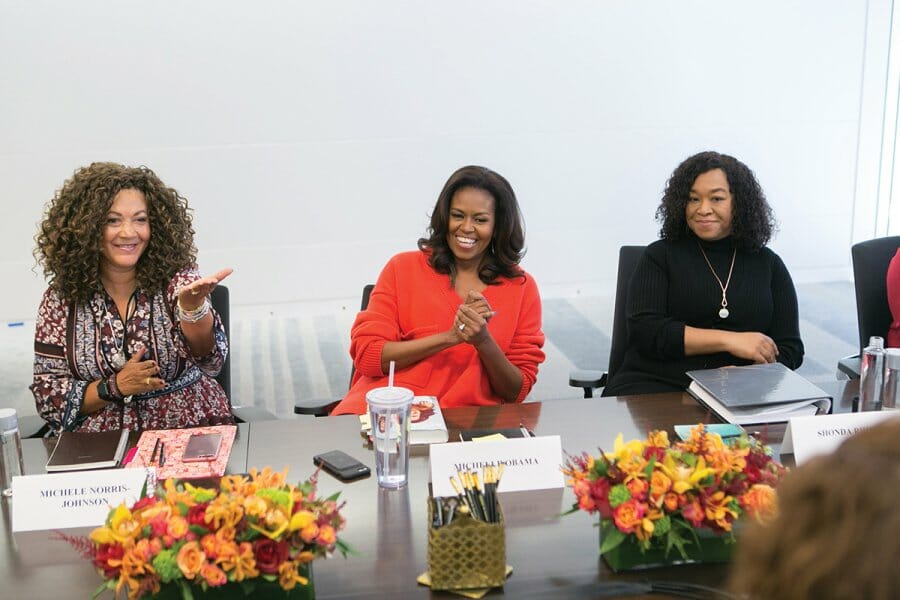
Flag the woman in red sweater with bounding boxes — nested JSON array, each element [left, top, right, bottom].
[[331, 166, 545, 415]]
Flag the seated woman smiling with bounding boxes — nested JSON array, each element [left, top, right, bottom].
[[331, 166, 546, 415], [603, 151, 804, 396]]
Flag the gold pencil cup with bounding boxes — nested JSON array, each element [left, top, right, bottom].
[[426, 499, 506, 590]]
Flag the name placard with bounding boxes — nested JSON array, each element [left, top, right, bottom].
[[782, 411, 900, 465], [429, 435, 564, 497], [12, 468, 153, 532]]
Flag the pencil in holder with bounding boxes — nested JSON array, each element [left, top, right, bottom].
[[426, 498, 506, 590]]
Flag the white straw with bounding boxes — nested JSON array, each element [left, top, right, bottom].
[[388, 360, 395, 388]]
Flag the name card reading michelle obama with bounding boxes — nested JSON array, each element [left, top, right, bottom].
[[782, 411, 900, 465], [12, 468, 151, 532], [429, 435, 564, 497]]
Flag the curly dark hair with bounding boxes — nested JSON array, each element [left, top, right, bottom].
[[656, 151, 776, 251], [34, 162, 197, 303], [417, 165, 525, 284], [728, 419, 900, 599]]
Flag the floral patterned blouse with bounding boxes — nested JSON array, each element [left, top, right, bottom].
[[31, 268, 234, 433]]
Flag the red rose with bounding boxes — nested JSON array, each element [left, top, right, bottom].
[[131, 496, 156, 513], [187, 503, 211, 530], [253, 539, 289, 574], [93, 543, 124, 578]]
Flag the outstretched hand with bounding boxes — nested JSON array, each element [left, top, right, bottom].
[[178, 268, 234, 311], [115, 344, 165, 396]]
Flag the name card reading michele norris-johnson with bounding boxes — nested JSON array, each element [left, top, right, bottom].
[[12, 467, 152, 532], [429, 435, 564, 497], [781, 411, 900, 465]]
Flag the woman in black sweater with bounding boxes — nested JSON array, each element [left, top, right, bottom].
[[603, 151, 804, 396]]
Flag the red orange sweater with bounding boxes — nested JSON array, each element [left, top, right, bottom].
[[331, 251, 545, 415]]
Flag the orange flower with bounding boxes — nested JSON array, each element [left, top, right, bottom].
[[200, 562, 228, 587], [625, 477, 649, 499], [218, 541, 259, 582], [740, 484, 779, 523], [176, 541, 205, 580], [704, 491, 738, 531], [167, 515, 189, 540], [316, 524, 336, 547], [278, 560, 309, 590], [663, 491, 680, 512], [300, 523, 320, 544], [646, 430, 670, 449], [649, 470, 672, 503], [612, 498, 644, 534]]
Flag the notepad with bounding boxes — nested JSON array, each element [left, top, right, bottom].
[[45, 429, 130, 472]]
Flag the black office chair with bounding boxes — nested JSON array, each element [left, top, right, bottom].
[[569, 246, 645, 398], [836, 235, 900, 379], [294, 284, 375, 416], [209, 285, 277, 422]]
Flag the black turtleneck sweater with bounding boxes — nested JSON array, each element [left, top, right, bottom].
[[602, 236, 804, 396]]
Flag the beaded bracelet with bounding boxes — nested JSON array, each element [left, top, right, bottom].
[[177, 297, 211, 323]]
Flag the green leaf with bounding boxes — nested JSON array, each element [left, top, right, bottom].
[[325, 491, 342, 502], [643, 455, 657, 480], [178, 579, 195, 600], [599, 521, 627, 554], [91, 580, 114, 600]]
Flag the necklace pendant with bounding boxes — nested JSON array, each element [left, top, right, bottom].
[[718, 307, 730, 319], [111, 352, 127, 370]]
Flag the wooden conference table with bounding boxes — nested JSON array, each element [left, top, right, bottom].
[[1, 381, 856, 599]]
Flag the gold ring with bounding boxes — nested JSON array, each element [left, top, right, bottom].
[[191, 289, 199, 296], [146, 377, 151, 385], [458, 323, 465, 331]]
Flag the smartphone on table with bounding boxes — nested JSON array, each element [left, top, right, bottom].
[[313, 450, 371, 481], [182, 433, 223, 462]]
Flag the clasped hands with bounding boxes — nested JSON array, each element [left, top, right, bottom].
[[452, 291, 495, 346]]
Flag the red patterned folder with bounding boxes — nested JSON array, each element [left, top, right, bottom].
[[126, 425, 237, 480]]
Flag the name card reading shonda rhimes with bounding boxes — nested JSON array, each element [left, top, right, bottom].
[[429, 435, 564, 497], [12, 468, 152, 532], [782, 411, 900, 465]]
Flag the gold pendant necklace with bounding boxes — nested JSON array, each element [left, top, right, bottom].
[[697, 242, 737, 319]]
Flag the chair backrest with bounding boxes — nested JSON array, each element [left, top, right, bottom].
[[607, 246, 646, 382], [851, 236, 900, 353], [348, 284, 375, 389], [209, 285, 231, 400]]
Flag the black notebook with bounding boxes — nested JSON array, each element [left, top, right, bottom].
[[46, 429, 130, 472], [686, 363, 832, 425]]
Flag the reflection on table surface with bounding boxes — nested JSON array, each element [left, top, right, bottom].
[[1, 380, 855, 599]]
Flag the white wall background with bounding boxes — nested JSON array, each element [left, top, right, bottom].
[[0, 0, 889, 322]]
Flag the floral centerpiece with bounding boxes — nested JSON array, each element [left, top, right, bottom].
[[562, 424, 786, 571], [62, 467, 350, 599]]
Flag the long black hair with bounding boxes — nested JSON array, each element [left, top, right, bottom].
[[418, 165, 526, 283]]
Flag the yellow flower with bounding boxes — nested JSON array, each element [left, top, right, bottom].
[[243, 495, 268, 519], [96, 504, 142, 544], [289, 510, 316, 532], [250, 507, 290, 540], [660, 455, 714, 495], [646, 430, 670, 449], [605, 433, 646, 463]]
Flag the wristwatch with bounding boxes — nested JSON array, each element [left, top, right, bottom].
[[97, 378, 124, 405]]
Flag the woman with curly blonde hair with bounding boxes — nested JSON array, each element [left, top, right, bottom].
[[32, 162, 234, 432], [728, 419, 900, 599]]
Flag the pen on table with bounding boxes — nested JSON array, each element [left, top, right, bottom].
[[150, 437, 161, 463], [159, 442, 166, 467], [519, 422, 536, 438]]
